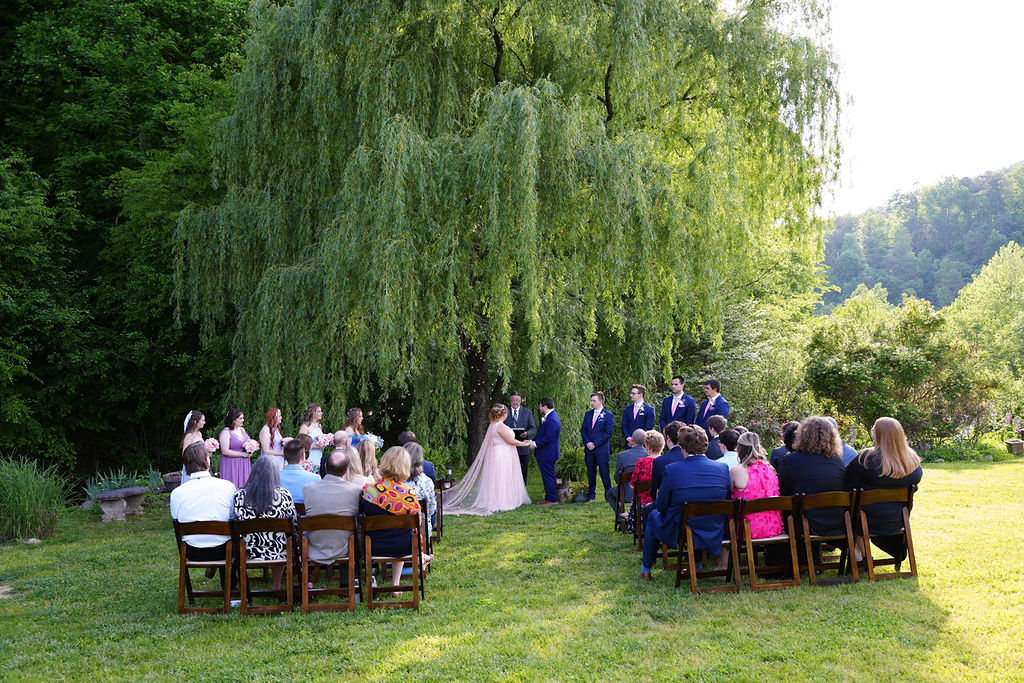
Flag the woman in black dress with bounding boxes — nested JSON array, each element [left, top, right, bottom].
[[777, 416, 847, 536], [846, 417, 922, 560]]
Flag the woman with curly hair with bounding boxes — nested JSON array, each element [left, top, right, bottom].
[[777, 415, 847, 536]]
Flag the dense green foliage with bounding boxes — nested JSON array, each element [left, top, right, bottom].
[[0, 0, 246, 470], [824, 162, 1024, 308], [0, 457, 68, 540], [178, 0, 841, 463]]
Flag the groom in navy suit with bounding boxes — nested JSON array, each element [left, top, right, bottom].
[[531, 398, 561, 505], [621, 384, 655, 444], [695, 378, 730, 436], [580, 391, 614, 502], [660, 375, 696, 430]]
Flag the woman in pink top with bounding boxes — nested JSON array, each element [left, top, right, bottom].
[[730, 431, 783, 538]]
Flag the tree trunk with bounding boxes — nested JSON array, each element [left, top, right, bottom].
[[465, 343, 491, 465]]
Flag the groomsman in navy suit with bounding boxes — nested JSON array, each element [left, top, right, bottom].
[[621, 384, 655, 444], [660, 375, 696, 430], [580, 391, 614, 502], [695, 378, 730, 436], [531, 398, 561, 505]]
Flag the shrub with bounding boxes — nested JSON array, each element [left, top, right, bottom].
[[556, 446, 586, 482], [0, 457, 68, 540]]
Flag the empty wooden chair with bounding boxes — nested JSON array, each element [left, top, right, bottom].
[[739, 496, 801, 591], [674, 499, 742, 594], [613, 469, 634, 533], [298, 514, 361, 612], [796, 491, 858, 585], [173, 520, 234, 614], [361, 514, 425, 610], [234, 518, 295, 614], [854, 485, 917, 580]]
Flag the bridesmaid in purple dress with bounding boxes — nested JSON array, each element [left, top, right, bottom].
[[218, 407, 252, 488]]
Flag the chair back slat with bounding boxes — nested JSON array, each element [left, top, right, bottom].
[[741, 495, 797, 515], [361, 514, 418, 532], [297, 514, 357, 534], [680, 499, 737, 520], [294, 502, 306, 516], [174, 520, 232, 537], [799, 490, 855, 510], [857, 486, 913, 507], [233, 517, 294, 536]]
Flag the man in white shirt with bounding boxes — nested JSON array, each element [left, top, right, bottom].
[[170, 441, 236, 567]]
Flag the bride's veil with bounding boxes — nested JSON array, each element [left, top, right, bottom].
[[443, 421, 501, 516]]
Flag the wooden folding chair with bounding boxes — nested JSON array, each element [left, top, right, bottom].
[[854, 485, 918, 580], [173, 520, 234, 614], [294, 502, 306, 516], [234, 518, 295, 614], [432, 479, 444, 543], [298, 514, 360, 612], [796, 491, 859, 585], [739, 496, 801, 591], [613, 469, 634, 533], [632, 479, 651, 550], [361, 514, 424, 610], [674, 499, 742, 593], [418, 498, 434, 572]]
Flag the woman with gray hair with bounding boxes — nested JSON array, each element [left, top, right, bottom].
[[403, 442, 437, 536], [232, 455, 297, 591]]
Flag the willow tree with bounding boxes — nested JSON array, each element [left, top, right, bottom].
[[177, 0, 841, 463]]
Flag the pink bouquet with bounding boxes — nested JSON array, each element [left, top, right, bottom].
[[313, 434, 333, 450], [204, 438, 219, 453], [243, 439, 260, 454]]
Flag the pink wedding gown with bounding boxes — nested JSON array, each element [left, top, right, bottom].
[[445, 421, 531, 515]]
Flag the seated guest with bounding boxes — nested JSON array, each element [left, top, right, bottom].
[[357, 439, 380, 481], [649, 421, 686, 501], [232, 455, 297, 591], [340, 445, 374, 487], [280, 439, 319, 504], [303, 448, 363, 565], [170, 441, 237, 583], [770, 421, 800, 470], [705, 415, 728, 461], [777, 416, 847, 537], [296, 434, 315, 472], [606, 429, 648, 512], [730, 432, 783, 538], [402, 442, 437, 536], [319, 432, 353, 479], [627, 430, 665, 533], [826, 416, 859, 465], [360, 447, 433, 592], [717, 429, 740, 469], [640, 426, 730, 579], [397, 430, 436, 480], [845, 417, 923, 561]]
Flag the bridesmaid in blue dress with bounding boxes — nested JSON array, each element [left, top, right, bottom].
[[343, 407, 366, 446], [259, 407, 285, 470], [218, 407, 252, 488], [299, 403, 326, 470]]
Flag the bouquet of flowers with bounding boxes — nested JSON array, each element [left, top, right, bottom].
[[364, 433, 384, 449], [243, 439, 260, 454], [204, 438, 219, 453], [313, 434, 333, 450]]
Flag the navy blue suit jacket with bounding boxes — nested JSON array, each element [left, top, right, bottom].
[[705, 437, 722, 461], [695, 395, 730, 434], [648, 454, 731, 554], [621, 402, 655, 442], [660, 393, 696, 430], [534, 410, 561, 462], [423, 460, 437, 481], [580, 408, 614, 457], [649, 445, 684, 501]]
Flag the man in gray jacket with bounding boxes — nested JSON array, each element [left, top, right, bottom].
[[302, 449, 362, 564]]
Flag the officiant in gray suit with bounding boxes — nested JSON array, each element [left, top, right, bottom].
[[504, 391, 538, 483]]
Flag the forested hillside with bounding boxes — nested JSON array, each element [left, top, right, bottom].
[[824, 162, 1024, 307]]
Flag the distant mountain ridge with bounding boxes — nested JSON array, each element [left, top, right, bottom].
[[823, 161, 1024, 308]]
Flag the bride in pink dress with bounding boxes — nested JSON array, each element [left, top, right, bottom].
[[445, 405, 533, 515]]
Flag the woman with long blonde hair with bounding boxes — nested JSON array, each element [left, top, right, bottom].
[[846, 417, 922, 561]]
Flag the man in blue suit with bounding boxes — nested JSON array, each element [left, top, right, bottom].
[[580, 391, 614, 503], [640, 426, 731, 580], [660, 375, 696, 430], [695, 378, 730, 437], [531, 398, 561, 505], [621, 384, 655, 444], [649, 420, 686, 502]]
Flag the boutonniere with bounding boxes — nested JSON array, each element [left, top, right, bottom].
[[637, 409, 645, 416]]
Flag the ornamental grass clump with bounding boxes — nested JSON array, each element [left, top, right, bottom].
[[0, 456, 68, 540]]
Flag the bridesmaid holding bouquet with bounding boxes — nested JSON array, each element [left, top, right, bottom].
[[219, 407, 252, 488]]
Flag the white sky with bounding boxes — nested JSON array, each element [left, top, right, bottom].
[[825, 0, 1024, 215]]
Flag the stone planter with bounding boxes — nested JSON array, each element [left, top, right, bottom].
[[1005, 439, 1024, 455], [556, 478, 570, 503], [162, 471, 182, 492]]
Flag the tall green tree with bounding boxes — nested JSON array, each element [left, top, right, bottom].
[[178, 0, 841, 463]]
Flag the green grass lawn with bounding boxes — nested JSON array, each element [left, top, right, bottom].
[[1, 461, 1022, 681]]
